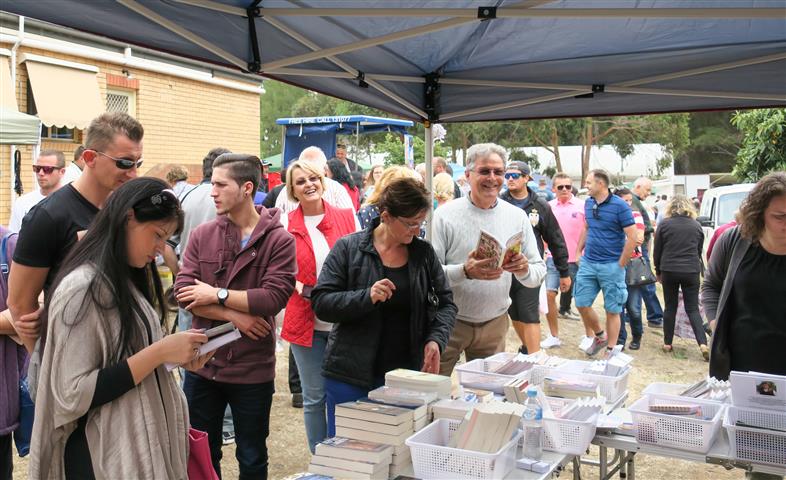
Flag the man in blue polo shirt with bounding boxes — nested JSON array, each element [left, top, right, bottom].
[[574, 169, 638, 356]]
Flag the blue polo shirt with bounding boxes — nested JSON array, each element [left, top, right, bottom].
[[584, 191, 635, 263]]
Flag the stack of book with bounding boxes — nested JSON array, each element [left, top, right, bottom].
[[385, 369, 452, 399], [368, 385, 437, 406], [462, 387, 494, 403], [335, 400, 426, 478], [583, 352, 633, 377], [448, 402, 525, 453], [308, 437, 393, 480], [492, 356, 537, 375], [503, 377, 530, 403], [543, 377, 600, 400], [430, 398, 475, 421]]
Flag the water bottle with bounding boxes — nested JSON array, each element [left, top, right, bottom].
[[522, 387, 543, 460]]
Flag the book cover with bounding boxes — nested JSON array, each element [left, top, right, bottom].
[[368, 386, 437, 406], [335, 416, 414, 436], [315, 437, 393, 464], [475, 230, 523, 268], [309, 454, 389, 474], [730, 371, 786, 411], [308, 463, 387, 480], [358, 397, 427, 421], [336, 401, 414, 426], [335, 426, 411, 446]]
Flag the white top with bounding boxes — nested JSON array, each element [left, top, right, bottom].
[[9, 190, 45, 233], [61, 163, 82, 185], [304, 214, 333, 331], [178, 183, 216, 256], [431, 197, 546, 323], [275, 177, 355, 214]]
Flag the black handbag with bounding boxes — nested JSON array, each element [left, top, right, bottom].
[[625, 249, 656, 287]]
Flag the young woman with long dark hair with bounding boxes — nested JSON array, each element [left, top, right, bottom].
[[30, 177, 211, 479]]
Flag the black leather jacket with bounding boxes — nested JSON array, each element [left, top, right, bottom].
[[311, 219, 457, 388]]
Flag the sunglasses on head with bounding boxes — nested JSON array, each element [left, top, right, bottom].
[[93, 150, 143, 170], [555, 185, 572, 191], [32, 165, 60, 174], [504, 172, 523, 180]]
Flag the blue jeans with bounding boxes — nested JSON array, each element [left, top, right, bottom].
[[183, 373, 274, 480], [641, 247, 664, 323], [290, 330, 329, 453], [325, 377, 383, 438], [618, 285, 643, 344]]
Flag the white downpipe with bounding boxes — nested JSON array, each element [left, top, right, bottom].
[[0, 33, 262, 94], [424, 123, 434, 242]]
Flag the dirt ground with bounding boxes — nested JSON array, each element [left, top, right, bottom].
[[12, 299, 743, 479]]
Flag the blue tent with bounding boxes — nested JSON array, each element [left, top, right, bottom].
[[276, 115, 412, 167], [2, 2, 783, 124]]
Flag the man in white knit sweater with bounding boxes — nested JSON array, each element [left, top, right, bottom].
[[432, 143, 546, 375]]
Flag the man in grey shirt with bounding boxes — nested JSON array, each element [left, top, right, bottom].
[[432, 143, 546, 375]]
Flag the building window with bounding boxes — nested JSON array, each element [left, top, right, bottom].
[[106, 88, 136, 116], [26, 79, 76, 141]]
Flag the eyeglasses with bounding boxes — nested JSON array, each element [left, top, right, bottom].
[[294, 175, 322, 186], [555, 185, 572, 191], [395, 217, 427, 231], [472, 168, 505, 177], [504, 173, 523, 180], [32, 165, 60, 174], [93, 150, 143, 170]]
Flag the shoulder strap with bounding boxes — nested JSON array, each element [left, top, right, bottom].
[[1, 232, 17, 278]]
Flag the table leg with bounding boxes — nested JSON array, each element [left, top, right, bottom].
[[572, 456, 581, 480], [600, 446, 608, 479]]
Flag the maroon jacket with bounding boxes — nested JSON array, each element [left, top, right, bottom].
[[175, 206, 296, 384]]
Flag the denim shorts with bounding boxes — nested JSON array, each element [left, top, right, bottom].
[[574, 257, 628, 314], [545, 257, 579, 291]]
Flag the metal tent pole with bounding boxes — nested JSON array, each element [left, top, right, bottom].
[[424, 122, 434, 241]]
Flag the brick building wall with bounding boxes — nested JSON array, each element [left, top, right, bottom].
[[0, 43, 260, 225]]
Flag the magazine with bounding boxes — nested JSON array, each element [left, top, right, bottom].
[[475, 230, 523, 268]]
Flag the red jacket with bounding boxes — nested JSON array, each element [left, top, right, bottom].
[[175, 206, 296, 384], [282, 201, 356, 347]]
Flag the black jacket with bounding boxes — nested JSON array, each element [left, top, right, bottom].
[[311, 219, 457, 388], [653, 215, 704, 274], [500, 187, 570, 277]]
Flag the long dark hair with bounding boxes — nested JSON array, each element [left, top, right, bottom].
[[42, 177, 184, 362], [327, 159, 356, 189]]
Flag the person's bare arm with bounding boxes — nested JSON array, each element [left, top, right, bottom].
[[619, 224, 638, 268], [162, 243, 179, 277], [0, 309, 19, 339], [575, 222, 587, 261], [191, 304, 271, 340], [7, 263, 48, 352], [176, 280, 251, 313]]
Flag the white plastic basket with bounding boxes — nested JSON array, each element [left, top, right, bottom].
[[530, 360, 629, 403], [543, 397, 598, 455], [405, 418, 521, 480], [455, 357, 530, 394], [629, 394, 724, 454], [724, 405, 786, 467], [641, 382, 691, 397]]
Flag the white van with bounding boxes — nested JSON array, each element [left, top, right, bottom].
[[697, 183, 755, 252]]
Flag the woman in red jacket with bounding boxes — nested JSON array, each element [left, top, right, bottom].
[[280, 159, 358, 453]]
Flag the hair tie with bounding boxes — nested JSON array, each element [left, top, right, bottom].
[[150, 189, 177, 205]]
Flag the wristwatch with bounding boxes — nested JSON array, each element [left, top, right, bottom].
[[217, 288, 229, 306]]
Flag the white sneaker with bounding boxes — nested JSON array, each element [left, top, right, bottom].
[[578, 336, 593, 353], [540, 336, 562, 349]]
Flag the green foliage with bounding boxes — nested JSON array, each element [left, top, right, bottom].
[[373, 133, 449, 166], [674, 112, 741, 174], [259, 80, 308, 158], [731, 108, 786, 182]]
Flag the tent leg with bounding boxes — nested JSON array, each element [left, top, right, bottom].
[[424, 123, 433, 241]]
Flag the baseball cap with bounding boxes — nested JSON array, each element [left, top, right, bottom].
[[506, 161, 530, 175]]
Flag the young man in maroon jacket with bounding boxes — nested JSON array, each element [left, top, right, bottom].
[[175, 153, 296, 480]]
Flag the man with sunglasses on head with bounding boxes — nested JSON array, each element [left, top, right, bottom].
[[499, 162, 569, 355], [573, 169, 638, 357], [8, 112, 143, 355], [8, 150, 66, 233], [432, 143, 546, 376]]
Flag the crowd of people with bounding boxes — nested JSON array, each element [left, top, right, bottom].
[[0, 111, 784, 479]]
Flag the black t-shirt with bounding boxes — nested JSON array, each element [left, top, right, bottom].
[[13, 184, 99, 295], [374, 264, 413, 377], [728, 244, 786, 375]]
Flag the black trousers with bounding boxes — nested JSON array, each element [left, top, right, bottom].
[[288, 347, 302, 395], [1, 434, 11, 480], [661, 271, 707, 346]]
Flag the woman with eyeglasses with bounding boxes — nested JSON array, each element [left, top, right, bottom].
[[29, 177, 211, 479], [279, 160, 358, 454], [311, 178, 457, 437]]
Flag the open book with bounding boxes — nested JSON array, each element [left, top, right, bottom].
[[475, 230, 523, 268], [165, 323, 242, 371]]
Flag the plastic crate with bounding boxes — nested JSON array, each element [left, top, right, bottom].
[[517, 397, 598, 456], [642, 382, 728, 404], [530, 360, 629, 403], [405, 418, 521, 480], [455, 358, 531, 394], [724, 405, 786, 467], [629, 394, 724, 454]]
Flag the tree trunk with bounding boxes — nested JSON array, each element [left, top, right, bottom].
[[550, 125, 563, 172], [581, 121, 593, 179]]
